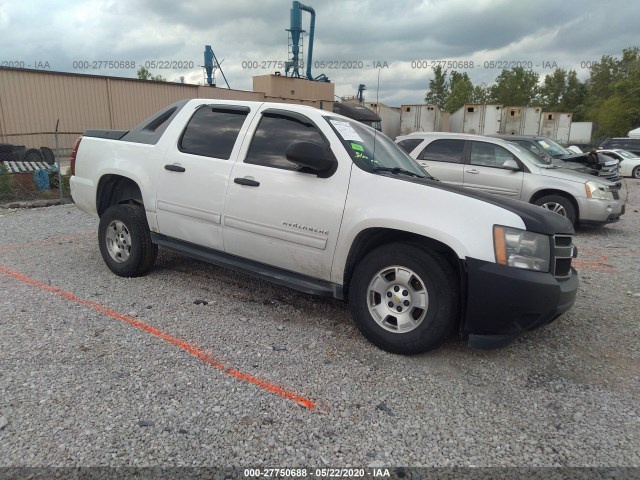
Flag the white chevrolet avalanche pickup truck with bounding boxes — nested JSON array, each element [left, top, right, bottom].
[[71, 99, 578, 354]]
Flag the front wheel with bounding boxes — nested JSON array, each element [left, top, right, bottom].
[[98, 204, 157, 277], [632, 166, 640, 179], [348, 243, 460, 355], [533, 194, 576, 226]]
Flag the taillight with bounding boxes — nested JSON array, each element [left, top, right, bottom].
[[70, 136, 82, 176]]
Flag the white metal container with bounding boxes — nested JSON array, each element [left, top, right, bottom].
[[366, 102, 401, 139], [450, 104, 502, 135], [501, 107, 542, 136], [568, 122, 593, 145], [539, 112, 573, 145], [399, 104, 442, 136]]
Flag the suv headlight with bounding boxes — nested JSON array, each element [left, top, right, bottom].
[[585, 181, 613, 200], [493, 226, 551, 272]]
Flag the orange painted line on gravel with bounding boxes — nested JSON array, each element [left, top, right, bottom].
[[0, 264, 315, 410], [0, 231, 96, 251]]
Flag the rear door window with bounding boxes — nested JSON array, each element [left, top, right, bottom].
[[179, 106, 249, 159], [396, 138, 423, 154], [417, 139, 465, 163]]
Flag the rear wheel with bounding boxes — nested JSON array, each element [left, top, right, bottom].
[[349, 243, 459, 355], [533, 194, 576, 225], [632, 166, 640, 179], [98, 204, 157, 277]]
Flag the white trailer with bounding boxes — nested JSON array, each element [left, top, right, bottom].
[[366, 102, 401, 139], [450, 104, 502, 135], [501, 107, 542, 136], [399, 104, 443, 136], [539, 112, 572, 145], [568, 122, 593, 146]]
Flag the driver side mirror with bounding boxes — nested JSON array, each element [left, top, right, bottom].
[[502, 159, 520, 171], [285, 141, 337, 178]]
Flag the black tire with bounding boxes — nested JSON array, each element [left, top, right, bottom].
[[98, 204, 157, 277], [348, 243, 460, 355], [632, 166, 640, 179], [40, 147, 56, 165], [24, 148, 44, 163], [533, 194, 576, 225]]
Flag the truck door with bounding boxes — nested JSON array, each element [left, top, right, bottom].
[[462, 141, 524, 198], [222, 108, 350, 281], [414, 139, 465, 186], [155, 105, 253, 250]]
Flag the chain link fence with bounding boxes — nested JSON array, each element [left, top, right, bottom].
[[0, 132, 79, 206]]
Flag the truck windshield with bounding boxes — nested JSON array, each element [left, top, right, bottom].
[[324, 116, 429, 178]]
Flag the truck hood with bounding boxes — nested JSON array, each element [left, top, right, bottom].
[[386, 174, 574, 236]]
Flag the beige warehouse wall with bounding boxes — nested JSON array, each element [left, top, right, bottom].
[[0, 68, 269, 152]]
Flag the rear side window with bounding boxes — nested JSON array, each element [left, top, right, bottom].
[[396, 138, 423, 154], [180, 106, 248, 159], [470, 141, 517, 168], [418, 139, 465, 163], [245, 114, 326, 171]]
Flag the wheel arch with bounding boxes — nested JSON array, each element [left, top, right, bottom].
[[529, 189, 579, 222], [96, 174, 144, 217], [342, 228, 463, 303]]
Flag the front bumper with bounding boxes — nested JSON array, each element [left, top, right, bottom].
[[463, 257, 578, 349], [578, 196, 625, 224]]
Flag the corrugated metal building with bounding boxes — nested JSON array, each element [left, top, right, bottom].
[[0, 68, 334, 153]]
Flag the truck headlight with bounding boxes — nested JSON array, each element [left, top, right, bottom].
[[585, 181, 613, 200], [493, 226, 551, 272]]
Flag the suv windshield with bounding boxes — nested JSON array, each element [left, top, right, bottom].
[[325, 117, 429, 178], [534, 138, 573, 158], [510, 143, 552, 166]]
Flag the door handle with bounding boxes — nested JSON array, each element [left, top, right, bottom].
[[465, 169, 479, 174], [234, 177, 260, 187], [164, 164, 185, 172]]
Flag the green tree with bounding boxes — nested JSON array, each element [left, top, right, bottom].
[[136, 67, 167, 82], [424, 65, 449, 110], [444, 71, 474, 112], [489, 67, 539, 106], [538, 69, 587, 116], [538, 68, 567, 110], [586, 47, 640, 138], [562, 70, 588, 119], [470, 83, 490, 104]]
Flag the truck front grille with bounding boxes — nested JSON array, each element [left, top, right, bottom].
[[551, 235, 575, 279]]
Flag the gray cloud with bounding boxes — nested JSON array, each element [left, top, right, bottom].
[[0, 0, 638, 106]]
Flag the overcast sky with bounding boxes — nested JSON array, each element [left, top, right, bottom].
[[1, 0, 638, 106]]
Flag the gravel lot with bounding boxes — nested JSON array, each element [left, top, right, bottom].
[[0, 180, 638, 473]]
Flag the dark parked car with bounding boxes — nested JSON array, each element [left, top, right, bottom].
[[492, 135, 620, 182], [599, 138, 640, 157]]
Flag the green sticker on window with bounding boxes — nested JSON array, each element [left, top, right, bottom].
[[351, 143, 364, 152]]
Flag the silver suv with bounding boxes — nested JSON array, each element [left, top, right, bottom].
[[396, 132, 626, 226]]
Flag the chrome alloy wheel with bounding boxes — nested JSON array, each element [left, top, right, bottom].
[[105, 220, 132, 263], [540, 201, 567, 217], [366, 266, 429, 333]]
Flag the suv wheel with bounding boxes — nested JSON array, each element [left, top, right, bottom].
[[534, 195, 576, 225], [349, 243, 459, 355], [98, 204, 158, 277]]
